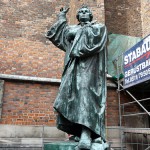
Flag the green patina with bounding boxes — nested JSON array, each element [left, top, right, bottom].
[[44, 142, 78, 150], [46, 6, 107, 145], [107, 33, 141, 77]]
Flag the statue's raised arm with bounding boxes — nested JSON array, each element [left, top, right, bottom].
[[45, 7, 70, 52]]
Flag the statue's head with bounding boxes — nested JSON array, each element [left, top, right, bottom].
[[76, 5, 93, 22]]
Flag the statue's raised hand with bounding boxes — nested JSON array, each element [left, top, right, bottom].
[[58, 7, 70, 20], [60, 7, 70, 14]]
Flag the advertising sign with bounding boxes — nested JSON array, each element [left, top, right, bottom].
[[123, 34, 150, 88]]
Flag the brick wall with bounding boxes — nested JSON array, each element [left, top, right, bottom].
[[104, 0, 143, 37], [0, 0, 104, 79], [0, 0, 68, 79], [0, 0, 148, 128], [107, 89, 119, 126], [0, 80, 119, 126], [0, 0, 109, 126], [0, 79, 144, 127], [1, 81, 58, 126], [141, 0, 150, 37]]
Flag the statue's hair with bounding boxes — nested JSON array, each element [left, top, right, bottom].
[[76, 5, 93, 22]]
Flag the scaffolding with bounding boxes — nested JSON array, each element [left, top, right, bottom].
[[114, 53, 150, 150]]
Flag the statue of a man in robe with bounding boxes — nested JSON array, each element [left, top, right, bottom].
[[46, 5, 108, 150]]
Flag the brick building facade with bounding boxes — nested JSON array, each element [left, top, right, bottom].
[[0, 0, 149, 144]]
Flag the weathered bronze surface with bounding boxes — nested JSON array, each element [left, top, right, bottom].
[[46, 5, 108, 150]]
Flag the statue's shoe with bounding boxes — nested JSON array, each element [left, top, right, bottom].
[[78, 139, 92, 149]]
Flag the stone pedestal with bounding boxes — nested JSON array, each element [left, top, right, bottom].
[[44, 141, 78, 150], [44, 141, 109, 150]]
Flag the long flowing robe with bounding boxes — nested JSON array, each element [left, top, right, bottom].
[[46, 17, 107, 141]]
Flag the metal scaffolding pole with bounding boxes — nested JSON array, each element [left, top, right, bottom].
[[116, 56, 123, 150], [120, 84, 150, 116]]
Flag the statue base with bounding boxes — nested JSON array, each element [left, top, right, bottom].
[[44, 141, 77, 150], [44, 141, 109, 150]]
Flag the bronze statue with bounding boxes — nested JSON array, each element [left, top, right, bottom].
[[46, 5, 108, 150]]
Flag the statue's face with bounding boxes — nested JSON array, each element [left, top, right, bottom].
[[78, 8, 91, 22]]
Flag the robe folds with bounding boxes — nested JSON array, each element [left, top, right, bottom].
[[46, 18, 107, 140]]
